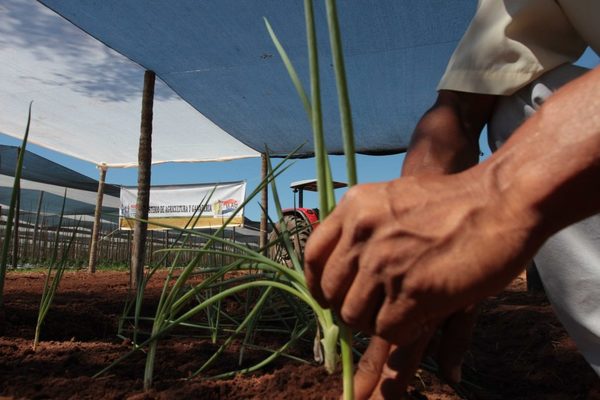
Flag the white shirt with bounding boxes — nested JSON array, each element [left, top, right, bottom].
[[438, 0, 599, 95]]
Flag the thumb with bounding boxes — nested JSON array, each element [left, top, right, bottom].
[[437, 305, 478, 383], [352, 336, 390, 400], [376, 329, 435, 399]]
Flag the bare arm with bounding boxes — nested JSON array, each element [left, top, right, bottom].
[[305, 66, 600, 398], [352, 90, 497, 396], [402, 90, 496, 177], [306, 65, 600, 330], [481, 65, 600, 235]]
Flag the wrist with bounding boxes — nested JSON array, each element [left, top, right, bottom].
[[402, 91, 495, 177], [462, 156, 550, 255]]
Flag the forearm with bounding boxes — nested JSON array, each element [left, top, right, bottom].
[[402, 91, 496, 176], [305, 69, 600, 351], [473, 66, 600, 242]]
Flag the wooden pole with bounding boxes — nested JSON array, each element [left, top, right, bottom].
[[31, 191, 44, 264], [259, 154, 268, 255], [104, 227, 111, 264], [131, 70, 155, 289], [149, 230, 154, 266], [164, 230, 169, 268], [88, 164, 108, 274], [39, 216, 47, 262], [127, 231, 132, 266], [23, 222, 30, 263], [11, 182, 20, 270]]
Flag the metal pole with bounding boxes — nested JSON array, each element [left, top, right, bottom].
[[88, 165, 107, 273], [259, 153, 268, 255], [298, 188, 304, 209], [131, 70, 155, 289]]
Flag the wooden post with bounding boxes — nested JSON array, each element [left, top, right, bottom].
[[164, 230, 169, 267], [259, 154, 269, 255], [31, 191, 44, 264], [127, 231, 132, 265], [23, 223, 30, 263], [39, 216, 47, 262], [131, 70, 155, 289], [149, 230, 154, 266], [11, 182, 20, 270], [108, 230, 112, 264], [88, 164, 108, 273]]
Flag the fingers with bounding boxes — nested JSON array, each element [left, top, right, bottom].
[[375, 297, 425, 346], [437, 305, 478, 383], [304, 211, 344, 305], [305, 184, 379, 311], [374, 332, 434, 399], [340, 268, 384, 333], [318, 229, 360, 312], [353, 336, 390, 400], [305, 202, 365, 313]]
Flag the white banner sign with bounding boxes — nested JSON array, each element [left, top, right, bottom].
[[119, 181, 246, 230]]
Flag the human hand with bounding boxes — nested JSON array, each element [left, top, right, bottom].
[[352, 306, 477, 399], [352, 335, 427, 400], [304, 170, 538, 345]]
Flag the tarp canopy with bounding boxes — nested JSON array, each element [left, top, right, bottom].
[[0, 145, 120, 197], [0, 145, 120, 226], [0, 145, 264, 239], [0, 0, 260, 167], [1, 0, 476, 166]]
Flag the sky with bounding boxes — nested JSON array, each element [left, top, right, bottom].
[[1, 49, 597, 222]]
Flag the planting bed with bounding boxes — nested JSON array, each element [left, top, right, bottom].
[[0, 270, 598, 399]]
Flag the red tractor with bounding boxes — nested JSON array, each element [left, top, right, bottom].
[[269, 179, 347, 266]]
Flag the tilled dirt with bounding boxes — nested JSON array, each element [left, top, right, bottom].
[[0, 271, 598, 399]]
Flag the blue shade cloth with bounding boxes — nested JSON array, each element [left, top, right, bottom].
[[0, 146, 120, 222], [0, 146, 119, 197], [1, 0, 260, 167], [38, 0, 477, 158], [0, 187, 118, 221]]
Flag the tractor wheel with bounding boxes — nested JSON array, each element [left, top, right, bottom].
[[268, 214, 312, 268]]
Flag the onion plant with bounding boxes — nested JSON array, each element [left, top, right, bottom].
[[99, 2, 359, 398], [96, 157, 307, 373], [0, 102, 32, 310], [95, 153, 341, 387], [33, 190, 81, 350], [116, 201, 207, 344], [266, 0, 357, 397]]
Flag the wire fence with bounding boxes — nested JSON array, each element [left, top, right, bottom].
[[0, 211, 258, 270]]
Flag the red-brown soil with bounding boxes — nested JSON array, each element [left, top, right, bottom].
[[0, 271, 598, 399]]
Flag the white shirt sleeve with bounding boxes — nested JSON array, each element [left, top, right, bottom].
[[437, 0, 587, 95]]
